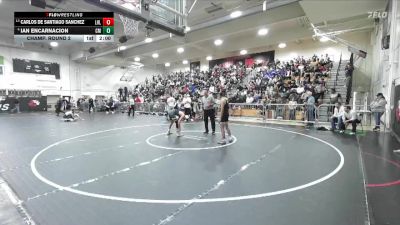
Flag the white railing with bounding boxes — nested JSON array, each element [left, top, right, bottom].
[[229, 103, 319, 125], [76, 101, 377, 128]]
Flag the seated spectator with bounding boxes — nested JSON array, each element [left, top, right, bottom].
[[330, 103, 341, 131], [246, 94, 254, 104], [339, 106, 360, 135]]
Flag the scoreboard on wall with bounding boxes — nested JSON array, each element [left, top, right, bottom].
[[14, 12, 114, 43]]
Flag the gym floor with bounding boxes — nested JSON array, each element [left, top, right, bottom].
[[0, 112, 399, 225]]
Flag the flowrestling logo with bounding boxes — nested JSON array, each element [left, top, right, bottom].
[[28, 100, 40, 109], [0, 96, 8, 111], [0, 104, 9, 111]]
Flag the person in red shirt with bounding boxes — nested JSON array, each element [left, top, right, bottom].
[[134, 95, 142, 103]]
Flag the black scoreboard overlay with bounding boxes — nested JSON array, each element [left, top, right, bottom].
[[14, 12, 114, 43]]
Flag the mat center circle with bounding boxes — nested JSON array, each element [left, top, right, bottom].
[[146, 130, 237, 151]]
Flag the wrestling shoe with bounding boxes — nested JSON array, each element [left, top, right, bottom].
[[372, 127, 380, 132], [176, 130, 183, 137], [218, 140, 226, 145]]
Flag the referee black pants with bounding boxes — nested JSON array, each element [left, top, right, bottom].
[[203, 109, 215, 133]]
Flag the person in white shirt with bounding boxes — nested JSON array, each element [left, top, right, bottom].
[[246, 94, 254, 104], [166, 96, 176, 111], [182, 94, 193, 121], [330, 103, 341, 131], [339, 106, 360, 134], [209, 85, 215, 94], [128, 96, 135, 117], [370, 93, 387, 131], [63, 106, 80, 122], [287, 98, 297, 120]]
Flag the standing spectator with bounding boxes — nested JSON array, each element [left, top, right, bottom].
[[12, 98, 20, 113], [128, 96, 135, 117], [118, 87, 123, 101], [345, 63, 354, 86], [202, 89, 216, 135], [124, 87, 128, 102], [62, 98, 69, 111], [88, 98, 94, 113], [56, 97, 62, 116], [306, 91, 316, 126], [345, 63, 354, 104], [77, 98, 81, 111], [288, 98, 297, 120], [370, 93, 387, 131]]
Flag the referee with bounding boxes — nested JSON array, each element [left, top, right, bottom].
[[202, 88, 216, 134]]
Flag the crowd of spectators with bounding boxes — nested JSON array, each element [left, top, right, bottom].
[[128, 54, 333, 107]]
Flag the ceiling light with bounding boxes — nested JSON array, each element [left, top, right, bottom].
[[206, 56, 213, 61], [182, 60, 188, 64], [152, 53, 159, 58], [119, 46, 127, 51], [165, 62, 171, 67], [50, 42, 58, 47], [214, 39, 223, 46], [177, 47, 184, 53], [145, 37, 153, 43], [278, 43, 287, 48], [258, 28, 269, 36], [230, 10, 242, 18], [320, 36, 329, 42], [134, 57, 140, 62], [240, 50, 247, 55]]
